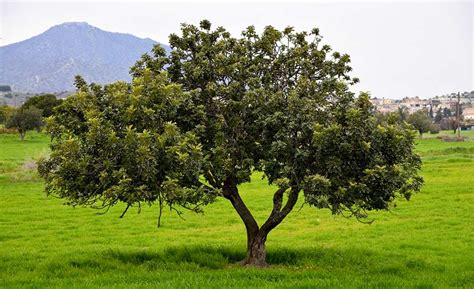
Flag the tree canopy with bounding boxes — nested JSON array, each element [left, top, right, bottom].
[[0, 105, 16, 124], [22, 94, 63, 117], [6, 106, 43, 140], [407, 110, 432, 136], [39, 21, 423, 266]]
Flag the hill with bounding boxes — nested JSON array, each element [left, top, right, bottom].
[[0, 22, 169, 93]]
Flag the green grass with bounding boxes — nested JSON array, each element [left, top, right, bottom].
[[0, 131, 473, 288], [416, 130, 474, 153]]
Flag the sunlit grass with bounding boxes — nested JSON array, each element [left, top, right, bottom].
[[0, 131, 473, 288]]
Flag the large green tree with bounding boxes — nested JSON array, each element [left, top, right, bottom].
[[39, 21, 423, 266]]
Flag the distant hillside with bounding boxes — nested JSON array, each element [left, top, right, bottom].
[[0, 90, 74, 107], [0, 22, 170, 93]]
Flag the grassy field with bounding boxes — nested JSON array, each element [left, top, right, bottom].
[[0, 131, 473, 288]]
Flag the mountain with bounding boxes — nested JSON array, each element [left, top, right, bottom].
[[0, 22, 169, 93]]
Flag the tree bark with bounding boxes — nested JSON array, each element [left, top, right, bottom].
[[19, 130, 25, 141], [241, 233, 268, 267], [222, 178, 266, 266], [260, 187, 299, 235]]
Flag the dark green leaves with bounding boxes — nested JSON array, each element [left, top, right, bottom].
[[38, 69, 216, 219], [40, 21, 423, 226]]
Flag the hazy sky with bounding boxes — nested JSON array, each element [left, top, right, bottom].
[[1, 0, 472, 99]]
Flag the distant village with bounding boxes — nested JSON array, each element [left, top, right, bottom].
[[370, 91, 474, 129]]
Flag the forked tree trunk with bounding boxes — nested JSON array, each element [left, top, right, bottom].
[[222, 179, 299, 267]]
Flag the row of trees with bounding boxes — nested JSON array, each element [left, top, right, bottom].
[[38, 21, 423, 266], [0, 94, 62, 140], [378, 107, 460, 137]]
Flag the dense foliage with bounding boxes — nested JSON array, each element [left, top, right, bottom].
[[39, 74, 217, 226], [22, 94, 63, 117], [0, 105, 16, 124], [6, 106, 43, 140], [39, 21, 423, 266], [407, 110, 433, 136]]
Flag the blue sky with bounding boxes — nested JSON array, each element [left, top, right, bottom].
[[1, 0, 472, 99]]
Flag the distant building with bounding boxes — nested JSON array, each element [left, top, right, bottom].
[[463, 108, 474, 122], [370, 97, 399, 113], [399, 96, 430, 114], [370, 91, 473, 116]]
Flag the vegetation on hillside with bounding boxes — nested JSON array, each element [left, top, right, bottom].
[[22, 94, 63, 117]]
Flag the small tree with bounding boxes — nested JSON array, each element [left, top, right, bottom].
[[6, 106, 43, 140], [443, 107, 452, 118], [434, 108, 443, 124], [22, 94, 63, 117], [407, 110, 432, 137], [398, 106, 409, 121], [429, 123, 440, 134], [39, 21, 423, 267]]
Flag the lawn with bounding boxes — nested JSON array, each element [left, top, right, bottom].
[[0, 131, 473, 288]]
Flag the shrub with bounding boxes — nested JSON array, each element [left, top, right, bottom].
[[429, 124, 440, 134]]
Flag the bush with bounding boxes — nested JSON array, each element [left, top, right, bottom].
[[0, 105, 16, 124], [429, 124, 440, 134]]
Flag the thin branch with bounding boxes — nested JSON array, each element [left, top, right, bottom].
[[339, 206, 374, 225], [271, 187, 287, 213], [203, 169, 219, 188], [95, 204, 113, 215], [157, 197, 163, 228], [198, 181, 217, 194], [119, 203, 131, 218], [169, 206, 186, 221], [297, 201, 306, 212]]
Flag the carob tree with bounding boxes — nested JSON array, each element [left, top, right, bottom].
[[39, 20, 423, 267]]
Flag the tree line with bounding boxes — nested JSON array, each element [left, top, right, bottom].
[[377, 105, 465, 138]]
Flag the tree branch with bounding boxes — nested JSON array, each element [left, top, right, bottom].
[[223, 177, 259, 237], [260, 187, 300, 235], [270, 187, 286, 215], [119, 203, 131, 218], [203, 170, 219, 188]]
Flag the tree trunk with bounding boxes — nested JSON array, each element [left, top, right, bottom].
[[19, 130, 25, 141], [222, 178, 300, 267], [241, 233, 267, 267]]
